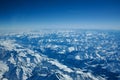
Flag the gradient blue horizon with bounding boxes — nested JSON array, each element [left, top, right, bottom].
[[0, 0, 120, 30]]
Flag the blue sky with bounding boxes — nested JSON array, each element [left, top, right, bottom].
[[0, 0, 120, 30]]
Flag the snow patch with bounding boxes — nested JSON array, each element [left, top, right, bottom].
[[0, 40, 21, 51], [75, 55, 81, 60], [68, 47, 75, 52], [49, 60, 74, 73], [0, 61, 9, 79]]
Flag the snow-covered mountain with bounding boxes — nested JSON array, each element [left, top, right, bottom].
[[0, 30, 120, 80]]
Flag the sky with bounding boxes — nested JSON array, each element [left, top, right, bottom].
[[0, 0, 120, 30]]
